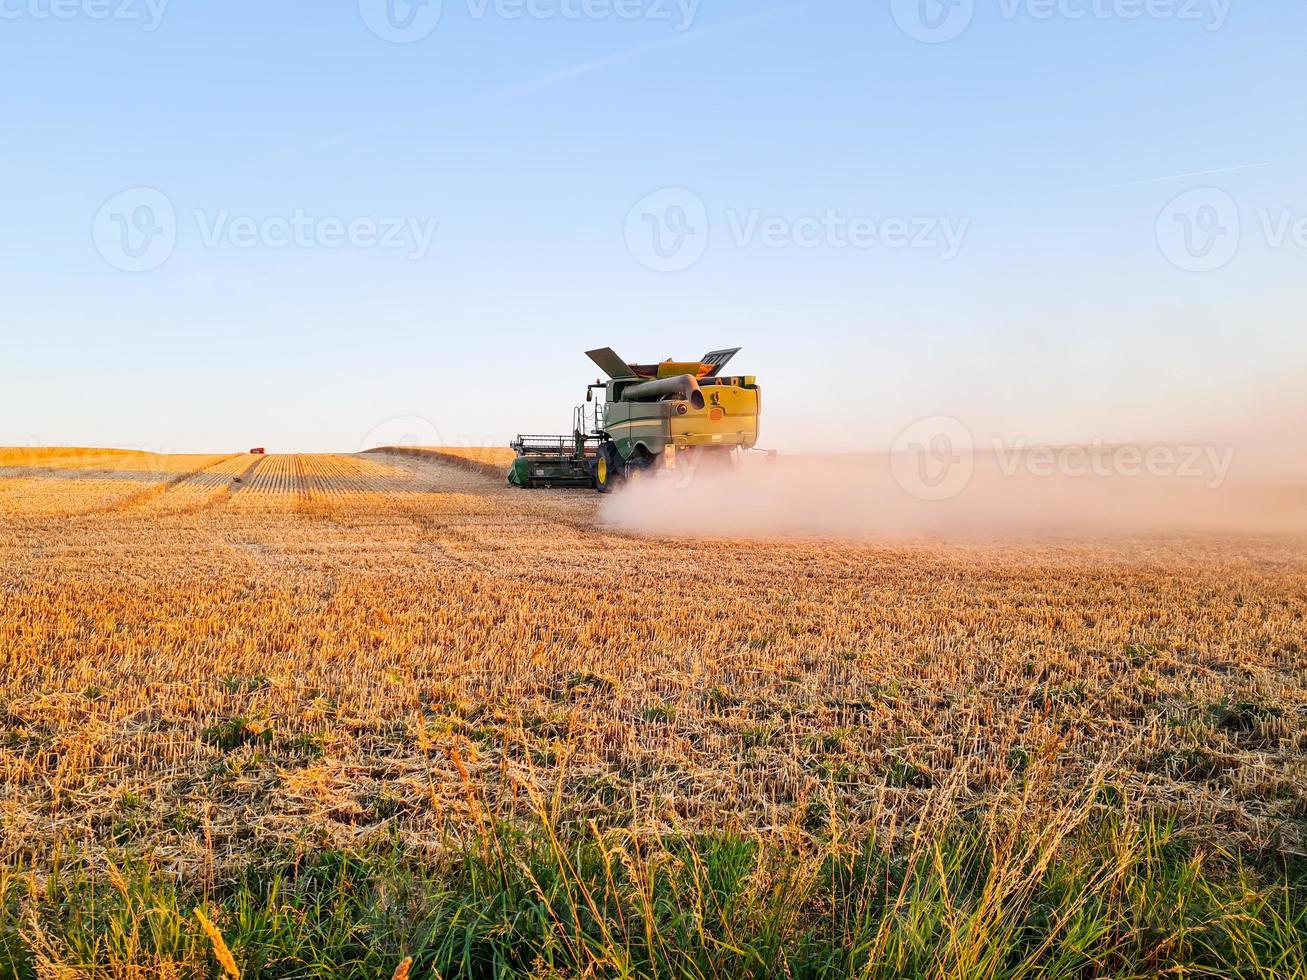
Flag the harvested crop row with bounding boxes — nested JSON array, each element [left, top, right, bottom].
[[225, 454, 307, 510], [298, 453, 407, 495], [224, 453, 417, 514]]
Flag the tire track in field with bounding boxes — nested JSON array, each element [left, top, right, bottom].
[[198, 454, 269, 512], [218, 454, 270, 507], [77, 454, 243, 517], [112, 455, 269, 518]]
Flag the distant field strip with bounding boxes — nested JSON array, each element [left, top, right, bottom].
[[374, 445, 515, 478], [0, 449, 236, 516], [0, 449, 513, 519]]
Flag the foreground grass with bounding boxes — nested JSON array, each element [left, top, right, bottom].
[[3, 795, 1303, 980]]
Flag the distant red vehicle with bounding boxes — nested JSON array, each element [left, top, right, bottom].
[[248, 448, 266, 455]]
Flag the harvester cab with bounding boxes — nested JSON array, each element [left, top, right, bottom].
[[507, 347, 761, 492]]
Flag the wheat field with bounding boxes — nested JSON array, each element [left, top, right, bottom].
[[1, 447, 1304, 977]]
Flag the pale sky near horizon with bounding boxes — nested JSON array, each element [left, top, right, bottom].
[[2, 0, 1304, 454]]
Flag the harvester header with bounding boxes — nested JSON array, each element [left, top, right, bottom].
[[508, 347, 762, 492]]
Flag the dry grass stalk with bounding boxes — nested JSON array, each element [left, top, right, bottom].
[[194, 907, 240, 979]]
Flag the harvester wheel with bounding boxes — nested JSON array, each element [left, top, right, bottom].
[[626, 447, 655, 484], [595, 444, 623, 494]]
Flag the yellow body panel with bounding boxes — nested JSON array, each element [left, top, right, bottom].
[[655, 361, 711, 379], [669, 384, 760, 448]]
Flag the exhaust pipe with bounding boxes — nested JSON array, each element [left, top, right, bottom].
[[621, 374, 706, 410]]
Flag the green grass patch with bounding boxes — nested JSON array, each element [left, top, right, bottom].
[[1, 808, 1303, 979], [202, 716, 272, 752]]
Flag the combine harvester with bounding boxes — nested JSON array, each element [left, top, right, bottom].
[[508, 347, 764, 492]]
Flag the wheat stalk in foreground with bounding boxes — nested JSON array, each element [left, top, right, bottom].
[[194, 907, 240, 979]]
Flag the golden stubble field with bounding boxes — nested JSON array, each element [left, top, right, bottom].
[[1, 447, 1304, 878]]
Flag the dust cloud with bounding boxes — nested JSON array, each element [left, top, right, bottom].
[[598, 447, 1307, 542], [597, 372, 1307, 541]]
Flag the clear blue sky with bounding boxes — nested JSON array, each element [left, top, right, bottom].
[[2, 0, 1303, 453]]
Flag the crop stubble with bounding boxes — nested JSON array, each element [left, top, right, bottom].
[[0, 448, 1303, 876]]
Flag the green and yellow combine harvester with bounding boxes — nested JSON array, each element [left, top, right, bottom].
[[508, 347, 763, 492]]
